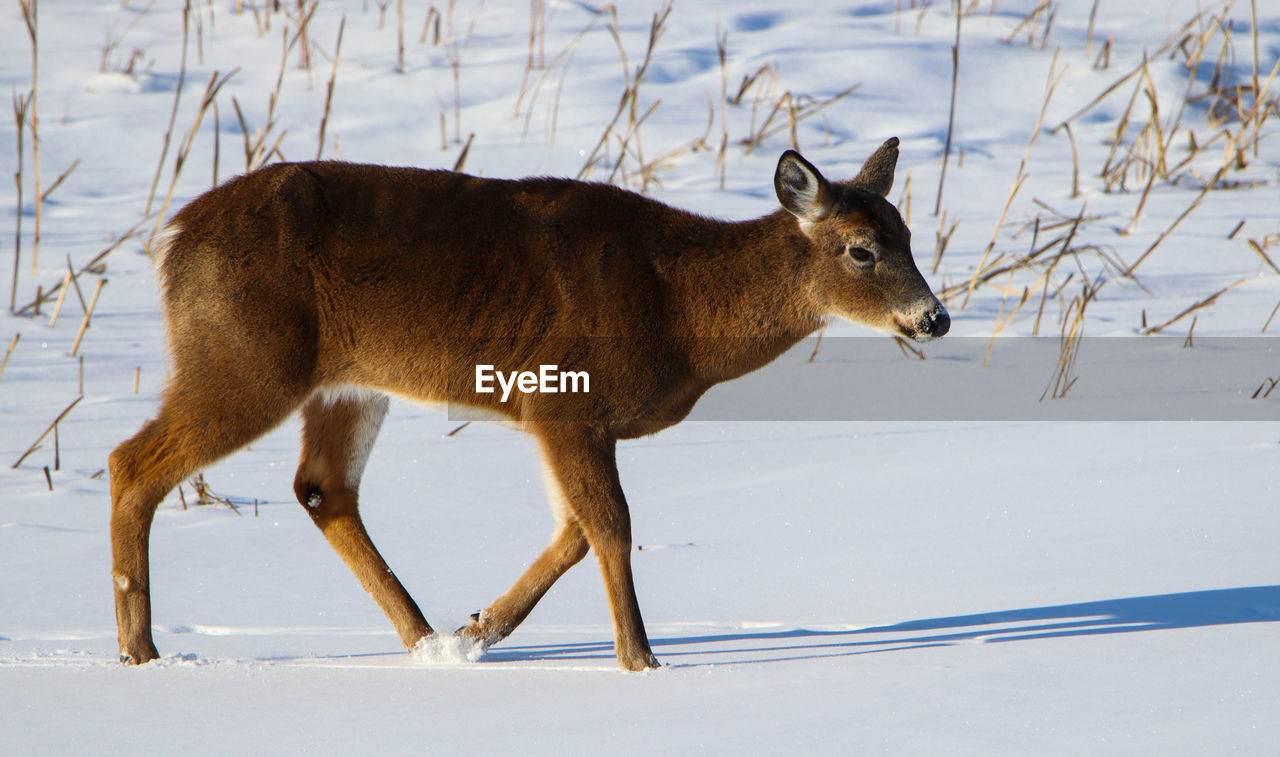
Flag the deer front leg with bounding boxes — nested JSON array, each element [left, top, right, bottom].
[[535, 426, 659, 672]]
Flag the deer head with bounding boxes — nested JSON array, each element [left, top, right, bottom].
[[775, 138, 949, 342]]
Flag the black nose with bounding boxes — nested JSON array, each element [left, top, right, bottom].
[[924, 306, 950, 338]]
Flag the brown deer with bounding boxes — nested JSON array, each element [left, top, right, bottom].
[[109, 137, 948, 671]]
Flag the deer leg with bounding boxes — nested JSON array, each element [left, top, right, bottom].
[[293, 389, 433, 650], [110, 382, 307, 664], [534, 426, 659, 671], [455, 504, 590, 649]]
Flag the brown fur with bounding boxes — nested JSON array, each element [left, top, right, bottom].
[[109, 138, 947, 671]]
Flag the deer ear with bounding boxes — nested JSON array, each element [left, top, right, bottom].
[[775, 150, 833, 223], [852, 137, 900, 197]]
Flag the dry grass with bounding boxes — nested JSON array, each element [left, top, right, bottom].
[[18, 0, 43, 276], [935, 0, 962, 216], [11, 90, 31, 312], [576, 3, 673, 188], [144, 0, 193, 223], [1140, 278, 1245, 335], [958, 49, 1066, 308], [1041, 278, 1103, 401], [315, 16, 346, 159], [0, 333, 19, 383], [12, 395, 81, 469], [180, 473, 243, 514]]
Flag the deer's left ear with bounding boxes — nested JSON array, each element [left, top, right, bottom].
[[852, 137, 900, 198], [775, 150, 834, 223]]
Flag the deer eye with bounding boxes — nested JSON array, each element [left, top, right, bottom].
[[844, 245, 876, 268]]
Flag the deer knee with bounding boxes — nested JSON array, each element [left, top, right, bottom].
[[294, 477, 358, 526]]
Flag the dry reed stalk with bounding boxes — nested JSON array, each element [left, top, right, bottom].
[[1002, 0, 1050, 47], [396, 0, 405, 73], [188, 472, 241, 514], [12, 395, 81, 469], [1122, 165, 1227, 278], [14, 219, 143, 318], [899, 170, 913, 226], [894, 336, 926, 361], [961, 51, 1064, 308], [806, 328, 825, 363], [149, 70, 236, 252], [517, 10, 602, 146], [1054, 7, 1210, 132], [145, 0, 192, 222], [1094, 37, 1112, 69], [1061, 121, 1081, 198], [444, 0, 486, 145], [1041, 278, 1101, 401], [1259, 301, 1280, 333], [729, 63, 773, 106], [212, 99, 220, 187], [946, 203, 1096, 302], [1141, 278, 1245, 335], [18, 0, 43, 275], [1099, 63, 1145, 192], [232, 20, 303, 173], [716, 17, 729, 189], [1251, 376, 1279, 399], [316, 16, 345, 159], [1030, 255, 1067, 337], [0, 333, 19, 383], [46, 270, 72, 327], [69, 279, 106, 358], [1086, 0, 1100, 56], [512, 0, 547, 116], [11, 91, 32, 313], [982, 274, 1030, 368], [420, 6, 441, 45], [930, 212, 958, 274], [935, 1, 961, 216], [743, 84, 861, 155], [453, 132, 475, 171], [1246, 239, 1279, 275], [577, 3, 671, 183]]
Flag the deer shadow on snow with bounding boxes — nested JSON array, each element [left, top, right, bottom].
[[486, 585, 1280, 667]]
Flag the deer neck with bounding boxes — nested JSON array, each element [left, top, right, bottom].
[[659, 210, 823, 384]]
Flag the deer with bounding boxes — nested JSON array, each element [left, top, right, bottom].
[[109, 137, 948, 671]]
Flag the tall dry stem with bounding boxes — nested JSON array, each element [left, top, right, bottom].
[[961, 50, 1064, 308], [11, 92, 32, 313], [146, 0, 192, 226], [935, 0, 961, 216], [316, 17, 346, 159], [149, 70, 236, 252]]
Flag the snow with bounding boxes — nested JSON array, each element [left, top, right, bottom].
[[2, 0, 1278, 754]]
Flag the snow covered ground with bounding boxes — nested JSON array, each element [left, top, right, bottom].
[[2, 0, 1278, 754]]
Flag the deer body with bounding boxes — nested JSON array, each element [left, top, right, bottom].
[[110, 139, 947, 670]]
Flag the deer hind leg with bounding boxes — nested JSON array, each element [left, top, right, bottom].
[[293, 388, 433, 650], [455, 470, 590, 650], [110, 379, 309, 665]]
